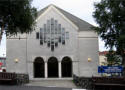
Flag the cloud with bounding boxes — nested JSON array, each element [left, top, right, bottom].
[[98, 38, 109, 51], [0, 34, 6, 57], [32, 0, 96, 25]]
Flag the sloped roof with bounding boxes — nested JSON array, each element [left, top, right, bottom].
[[37, 4, 94, 31], [99, 51, 109, 56]]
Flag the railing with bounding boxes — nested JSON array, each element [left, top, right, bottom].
[[73, 74, 125, 89], [73, 75, 92, 89], [16, 73, 29, 84], [0, 72, 17, 85], [0, 72, 16, 80], [0, 72, 29, 85], [92, 77, 125, 90], [92, 77, 125, 85]]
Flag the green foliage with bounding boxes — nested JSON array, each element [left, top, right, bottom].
[[106, 51, 122, 66], [0, 0, 37, 37], [93, 0, 125, 66]]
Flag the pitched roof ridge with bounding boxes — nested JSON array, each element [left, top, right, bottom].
[[37, 5, 50, 18], [54, 5, 94, 27], [37, 4, 94, 31]]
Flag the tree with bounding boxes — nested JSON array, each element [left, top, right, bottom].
[[0, 0, 37, 43], [106, 51, 122, 66], [93, 0, 125, 75]]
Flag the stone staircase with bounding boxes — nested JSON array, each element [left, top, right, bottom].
[[26, 80, 78, 88]]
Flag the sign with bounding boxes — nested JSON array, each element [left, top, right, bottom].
[[0, 62, 2, 72], [98, 66, 123, 73], [0, 62, 2, 66]]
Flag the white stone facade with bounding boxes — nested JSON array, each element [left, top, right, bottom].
[[6, 5, 99, 80]]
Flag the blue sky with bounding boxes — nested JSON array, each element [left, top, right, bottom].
[[0, 0, 108, 57], [0, 33, 6, 57]]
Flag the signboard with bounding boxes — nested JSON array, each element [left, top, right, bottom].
[[0, 62, 2, 72], [0, 62, 2, 66], [98, 66, 123, 73]]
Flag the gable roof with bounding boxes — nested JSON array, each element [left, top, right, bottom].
[[37, 4, 94, 31]]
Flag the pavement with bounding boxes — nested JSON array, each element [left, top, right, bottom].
[[0, 80, 86, 90], [26, 80, 78, 88], [0, 86, 71, 90], [0, 86, 86, 90]]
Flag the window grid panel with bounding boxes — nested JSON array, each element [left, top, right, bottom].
[[44, 24, 47, 43], [49, 19, 52, 49], [40, 28, 43, 45], [37, 18, 69, 51], [62, 28, 65, 45], [58, 24, 61, 43], [36, 32, 39, 39], [47, 20, 50, 46], [55, 20, 58, 35], [53, 19, 56, 51], [66, 32, 69, 39]]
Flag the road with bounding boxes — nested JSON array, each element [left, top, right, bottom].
[[0, 86, 71, 90], [0, 86, 86, 90]]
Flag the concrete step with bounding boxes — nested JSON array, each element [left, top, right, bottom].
[[26, 80, 79, 89]]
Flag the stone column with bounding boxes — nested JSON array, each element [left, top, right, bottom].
[[59, 61, 62, 78], [45, 61, 48, 78]]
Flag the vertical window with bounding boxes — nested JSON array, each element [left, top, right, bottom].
[[59, 36, 61, 43], [51, 38, 55, 51], [55, 42, 58, 47], [47, 41, 50, 47], [40, 28, 43, 45], [44, 24, 46, 42], [47, 20, 50, 34], [51, 45, 54, 51], [51, 39, 54, 45], [40, 28, 43, 39], [66, 32, 69, 39], [58, 24, 61, 34], [51, 18, 54, 35], [55, 20, 58, 34], [58, 24, 61, 43], [62, 28, 65, 45], [47, 20, 50, 44], [40, 39, 43, 45], [36, 32, 39, 39]]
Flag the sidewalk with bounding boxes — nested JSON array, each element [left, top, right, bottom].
[[26, 80, 78, 88]]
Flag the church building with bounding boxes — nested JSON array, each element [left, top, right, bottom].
[[6, 5, 99, 80]]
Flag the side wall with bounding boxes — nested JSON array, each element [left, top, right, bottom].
[[78, 31, 99, 77], [27, 7, 79, 79], [6, 7, 99, 78], [6, 35, 27, 73]]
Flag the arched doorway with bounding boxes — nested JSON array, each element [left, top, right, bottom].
[[62, 57, 72, 77], [48, 57, 58, 77], [34, 57, 44, 78]]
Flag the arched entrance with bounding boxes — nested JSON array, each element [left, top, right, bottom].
[[34, 57, 44, 78], [62, 57, 72, 77], [48, 57, 58, 77]]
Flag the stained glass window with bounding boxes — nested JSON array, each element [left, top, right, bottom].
[[38, 18, 69, 51], [36, 32, 39, 39], [66, 32, 69, 39]]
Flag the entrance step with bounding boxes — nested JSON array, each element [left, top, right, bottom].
[[26, 80, 79, 88]]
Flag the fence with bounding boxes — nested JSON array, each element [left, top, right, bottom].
[[0, 72, 29, 85], [73, 75, 92, 89], [73, 74, 125, 90]]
